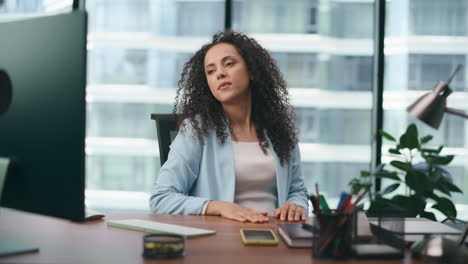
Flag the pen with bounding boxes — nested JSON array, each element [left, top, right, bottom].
[[309, 195, 321, 212], [339, 194, 352, 211], [319, 195, 330, 211], [336, 192, 348, 210]]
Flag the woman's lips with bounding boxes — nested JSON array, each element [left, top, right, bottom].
[[218, 82, 232, 90]]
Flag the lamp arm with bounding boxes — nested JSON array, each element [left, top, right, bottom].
[[445, 107, 468, 119]]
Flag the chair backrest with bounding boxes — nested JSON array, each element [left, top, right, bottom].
[[0, 157, 10, 199], [150, 114, 178, 166]]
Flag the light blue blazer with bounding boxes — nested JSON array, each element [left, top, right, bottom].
[[149, 120, 309, 215]]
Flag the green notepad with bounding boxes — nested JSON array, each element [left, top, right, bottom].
[[107, 219, 216, 238]]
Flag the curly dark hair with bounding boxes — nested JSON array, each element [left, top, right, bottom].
[[174, 31, 298, 166]]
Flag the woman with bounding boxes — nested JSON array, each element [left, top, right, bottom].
[[149, 31, 309, 223]]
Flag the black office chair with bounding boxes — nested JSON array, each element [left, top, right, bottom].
[[150, 114, 179, 166]]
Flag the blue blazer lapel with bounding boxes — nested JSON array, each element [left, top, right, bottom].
[[266, 136, 288, 207]]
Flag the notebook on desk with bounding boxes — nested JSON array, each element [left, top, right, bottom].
[[370, 217, 462, 244], [107, 219, 216, 238], [278, 223, 314, 248]]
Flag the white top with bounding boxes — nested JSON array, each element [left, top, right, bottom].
[[232, 141, 277, 215], [201, 141, 278, 216]]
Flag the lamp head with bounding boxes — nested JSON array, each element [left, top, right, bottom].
[[407, 81, 452, 129]]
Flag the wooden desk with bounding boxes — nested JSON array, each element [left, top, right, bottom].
[[0, 208, 419, 264]]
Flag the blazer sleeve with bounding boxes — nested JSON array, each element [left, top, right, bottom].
[[286, 144, 310, 214], [149, 120, 209, 215]]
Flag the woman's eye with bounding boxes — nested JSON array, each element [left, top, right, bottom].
[[207, 70, 215, 75], [226, 62, 234, 67]]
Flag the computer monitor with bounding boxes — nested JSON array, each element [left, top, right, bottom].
[[0, 10, 88, 222]]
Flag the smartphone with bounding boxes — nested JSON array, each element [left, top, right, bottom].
[[240, 228, 279, 245]]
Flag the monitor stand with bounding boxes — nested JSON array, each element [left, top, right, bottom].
[[84, 209, 105, 222]]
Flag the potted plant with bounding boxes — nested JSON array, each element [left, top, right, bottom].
[[349, 124, 463, 221]]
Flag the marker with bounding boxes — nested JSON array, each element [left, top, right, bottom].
[[319, 195, 330, 211], [336, 192, 348, 210]]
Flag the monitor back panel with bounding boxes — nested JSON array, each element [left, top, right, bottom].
[[0, 11, 87, 221]]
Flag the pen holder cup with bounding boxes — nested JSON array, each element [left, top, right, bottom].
[[312, 210, 355, 260]]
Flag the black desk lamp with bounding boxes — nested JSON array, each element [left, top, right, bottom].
[[407, 64, 468, 129]]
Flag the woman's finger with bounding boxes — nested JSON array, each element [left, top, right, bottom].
[[294, 208, 302, 222], [280, 204, 289, 221], [236, 216, 247, 223], [274, 208, 281, 218], [301, 209, 307, 221], [288, 205, 296, 221]]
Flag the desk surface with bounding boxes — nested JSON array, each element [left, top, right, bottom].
[[0, 208, 421, 264]]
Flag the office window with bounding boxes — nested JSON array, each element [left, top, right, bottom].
[[302, 162, 369, 202], [233, 0, 318, 34], [319, 1, 374, 39], [87, 0, 150, 33], [87, 155, 156, 192], [410, 0, 468, 36], [0, 0, 42, 13], [272, 52, 319, 88], [84, 0, 224, 212], [385, 0, 468, 218], [296, 108, 319, 143], [328, 56, 373, 91], [233, 0, 374, 200], [176, 1, 224, 36], [88, 49, 148, 85], [408, 54, 465, 92]]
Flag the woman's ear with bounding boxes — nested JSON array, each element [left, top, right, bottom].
[[249, 72, 254, 81]]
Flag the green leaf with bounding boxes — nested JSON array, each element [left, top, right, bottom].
[[421, 148, 441, 154], [389, 148, 401, 154], [391, 195, 426, 217], [426, 193, 440, 202], [376, 163, 386, 171], [420, 211, 437, 221], [374, 170, 401, 181], [399, 124, 419, 149], [420, 135, 433, 144], [423, 154, 454, 165], [367, 197, 399, 216], [440, 177, 463, 193], [390, 161, 411, 172], [349, 179, 363, 195], [435, 184, 452, 196], [405, 170, 433, 193], [429, 169, 442, 183], [360, 170, 371, 177], [379, 130, 396, 141], [432, 197, 457, 218], [437, 146, 443, 153], [430, 155, 454, 165], [380, 183, 400, 195]]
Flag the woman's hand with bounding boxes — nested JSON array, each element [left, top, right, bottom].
[[274, 202, 306, 222], [206, 201, 269, 223]]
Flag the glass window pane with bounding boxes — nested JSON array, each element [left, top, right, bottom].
[[385, 0, 468, 219], [234, 0, 375, 201], [85, 0, 224, 212]]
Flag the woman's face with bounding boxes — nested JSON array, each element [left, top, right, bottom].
[[204, 43, 251, 105]]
